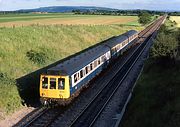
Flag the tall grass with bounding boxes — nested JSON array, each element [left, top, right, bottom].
[[121, 59, 180, 127], [121, 19, 180, 127], [0, 24, 143, 118], [0, 24, 143, 78]]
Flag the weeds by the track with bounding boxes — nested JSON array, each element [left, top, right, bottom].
[[121, 18, 180, 127]]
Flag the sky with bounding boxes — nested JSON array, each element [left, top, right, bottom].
[[0, 0, 179, 11]]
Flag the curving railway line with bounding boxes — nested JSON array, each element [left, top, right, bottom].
[[15, 15, 166, 127], [69, 15, 166, 127]]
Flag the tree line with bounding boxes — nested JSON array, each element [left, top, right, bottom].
[[1, 10, 179, 16], [72, 9, 180, 16]]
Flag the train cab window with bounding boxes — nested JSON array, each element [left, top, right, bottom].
[[42, 77, 48, 89], [50, 78, 56, 89], [58, 78, 65, 90], [80, 70, 84, 78]]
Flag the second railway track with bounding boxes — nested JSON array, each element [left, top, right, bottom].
[[17, 15, 166, 127], [69, 16, 166, 127]]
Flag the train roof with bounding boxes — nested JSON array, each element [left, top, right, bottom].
[[47, 45, 109, 76], [126, 30, 138, 36], [103, 30, 138, 48], [47, 30, 138, 76]]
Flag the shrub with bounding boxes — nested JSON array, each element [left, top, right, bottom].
[[0, 72, 16, 85], [26, 50, 48, 65], [0, 72, 22, 117], [150, 33, 178, 59], [138, 12, 152, 25]]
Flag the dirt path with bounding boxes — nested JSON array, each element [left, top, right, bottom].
[[0, 107, 35, 127]]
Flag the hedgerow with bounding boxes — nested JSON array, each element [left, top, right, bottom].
[[26, 50, 48, 65], [150, 24, 178, 60]]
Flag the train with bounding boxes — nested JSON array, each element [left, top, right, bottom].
[[40, 30, 139, 105]]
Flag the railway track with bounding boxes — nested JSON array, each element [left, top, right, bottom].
[[20, 107, 65, 127], [17, 16, 166, 127], [69, 16, 166, 127]]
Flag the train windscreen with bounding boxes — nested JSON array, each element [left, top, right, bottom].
[[50, 78, 56, 89], [58, 78, 65, 90], [42, 77, 48, 89]]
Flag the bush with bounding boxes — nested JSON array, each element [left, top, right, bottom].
[[138, 12, 152, 25], [150, 22, 179, 60], [26, 50, 48, 65], [0, 72, 16, 85], [150, 32, 178, 59], [175, 28, 180, 42], [0, 72, 22, 117]]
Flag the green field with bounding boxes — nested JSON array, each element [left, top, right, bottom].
[[0, 13, 143, 119], [0, 13, 139, 27]]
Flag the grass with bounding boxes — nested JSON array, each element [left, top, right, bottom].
[[0, 13, 139, 27], [170, 16, 180, 27], [0, 25, 143, 79], [0, 13, 75, 23], [0, 73, 22, 120], [120, 59, 180, 127], [0, 16, 143, 119], [120, 19, 180, 127]]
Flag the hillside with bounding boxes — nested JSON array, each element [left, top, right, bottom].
[[17, 6, 118, 13], [0, 24, 143, 119]]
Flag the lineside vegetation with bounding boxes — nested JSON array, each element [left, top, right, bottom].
[[121, 18, 180, 127], [0, 22, 143, 119]]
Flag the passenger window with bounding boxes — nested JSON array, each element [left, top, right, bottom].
[[94, 60, 97, 68], [80, 70, 84, 78], [74, 73, 78, 83], [102, 55, 106, 62], [42, 77, 48, 89], [78, 73, 80, 80], [58, 78, 65, 90], [90, 63, 93, 71], [98, 59, 101, 65], [85, 66, 88, 74], [50, 78, 56, 89]]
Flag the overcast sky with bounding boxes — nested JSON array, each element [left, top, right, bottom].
[[0, 0, 179, 11]]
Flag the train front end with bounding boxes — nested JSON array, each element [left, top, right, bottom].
[[40, 74, 70, 105]]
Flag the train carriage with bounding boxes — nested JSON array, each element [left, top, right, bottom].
[[103, 30, 138, 59], [40, 45, 111, 104], [40, 30, 138, 105]]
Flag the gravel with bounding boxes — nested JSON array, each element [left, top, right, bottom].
[[50, 43, 141, 127], [92, 32, 158, 127]]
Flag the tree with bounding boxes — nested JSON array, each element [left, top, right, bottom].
[[138, 12, 152, 25], [150, 32, 178, 59]]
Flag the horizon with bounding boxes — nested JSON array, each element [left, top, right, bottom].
[[0, 0, 180, 11]]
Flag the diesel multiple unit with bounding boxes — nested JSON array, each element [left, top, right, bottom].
[[40, 30, 138, 105]]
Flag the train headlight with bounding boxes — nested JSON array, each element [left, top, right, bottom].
[[42, 93, 45, 96]]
